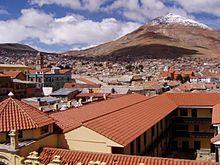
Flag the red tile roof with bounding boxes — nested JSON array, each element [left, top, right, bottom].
[[40, 148, 218, 165], [49, 92, 220, 146], [212, 103, 220, 124], [3, 71, 22, 79], [83, 94, 177, 146], [49, 93, 149, 133], [166, 93, 220, 106], [63, 82, 76, 88], [28, 68, 50, 74], [0, 97, 54, 132], [76, 93, 110, 98], [77, 77, 100, 86], [59, 69, 71, 74]]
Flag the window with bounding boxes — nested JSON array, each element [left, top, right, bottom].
[[173, 110, 178, 116], [176, 125, 188, 131], [144, 132, 147, 145], [194, 125, 199, 132], [151, 127, 155, 137], [160, 121, 163, 130], [112, 147, 124, 154], [40, 125, 49, 135], [182, 141, 189, 151], [180, 109, 188, 116], [18, 130, 23, 139], [172, 141, 178, 150], [130, 141, 134, 155], [137, 136, 141, 154], [194, 141, 201, 150], [192, 109, 197, 118]]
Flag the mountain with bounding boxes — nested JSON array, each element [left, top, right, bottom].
[[65, 13, 220, 61], [0, 43, 38, 58], [0, 43, 36, 52], [150, 13, 211, 30]]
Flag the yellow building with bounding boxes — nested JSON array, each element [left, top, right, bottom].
[[0, 93, 55, 164], [1, 92, 220, 164], [0, 64, 30, 72]]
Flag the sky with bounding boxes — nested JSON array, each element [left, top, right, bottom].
[[0, 0, 220, 52]]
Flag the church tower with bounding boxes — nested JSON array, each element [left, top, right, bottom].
[[36, 52, 44, 70]]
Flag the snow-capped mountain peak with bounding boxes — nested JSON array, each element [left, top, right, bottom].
[[150, 13, 211, 30]]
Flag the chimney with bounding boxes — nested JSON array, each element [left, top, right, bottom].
[[103, 94, 107, 100], [9, 130, 18, 150], [78, 98, 82, 106], [67, 101, 72, 108], [89, 96, 93, 102], [54, 103, 59, 111]]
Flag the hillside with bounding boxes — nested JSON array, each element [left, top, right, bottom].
[[0, 43, 36, 52], [65, 13, 220, 61]]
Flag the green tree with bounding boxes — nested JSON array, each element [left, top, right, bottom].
[[176, 74, 184, 83]]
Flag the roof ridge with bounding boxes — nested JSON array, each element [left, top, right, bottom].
[[82, 96, 152, 125]]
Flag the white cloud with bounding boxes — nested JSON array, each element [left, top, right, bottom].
[[173, 0, 220, 17], [29, 0, 107, 12], [0, 8, 140, 47], [105, 0, 189, 23]]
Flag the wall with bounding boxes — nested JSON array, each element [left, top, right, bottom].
[[59, 126, 123, 153]]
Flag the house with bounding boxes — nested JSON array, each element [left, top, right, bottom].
[[3, 71, 26, 80], [0, 93, 55, 165], [50, 88, 79, 101], [26, 53, 72, 90], [38, 147, 218, 165], [0, 64, 30, 72], [1, 92, 220, 164]]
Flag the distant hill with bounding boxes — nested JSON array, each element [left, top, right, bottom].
[[0, 43, 36, 52], [64, 13, 220, 61], [0, 43, 39, 58]]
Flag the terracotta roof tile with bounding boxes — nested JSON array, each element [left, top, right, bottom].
[[0, 97, 54, 132], [59, 69, 71, 74], [40, 148, 218, 165], [49, 93, 149, 133], [166, 93, 220, 106], [49, 92, 220, 146], [3, 71, 22, 79], [83, 94, 177, 146], [28, 68, 50, 74], [212, 103, 220, 124]]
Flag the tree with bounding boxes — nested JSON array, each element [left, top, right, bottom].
[[176, 74, 184, 83], [183, 75, 190, 83], [138, 64, 144, 71], [125, 64, 134, 71]]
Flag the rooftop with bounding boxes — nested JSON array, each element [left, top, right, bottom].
[[40, 147, 218, 165], [50, 92, 220, 146], [0, 96, 54, 132], [50, 88, 78, 96]]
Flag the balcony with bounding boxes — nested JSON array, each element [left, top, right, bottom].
[[175, 117, 211, 124], [175, 131, 214, 138]]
